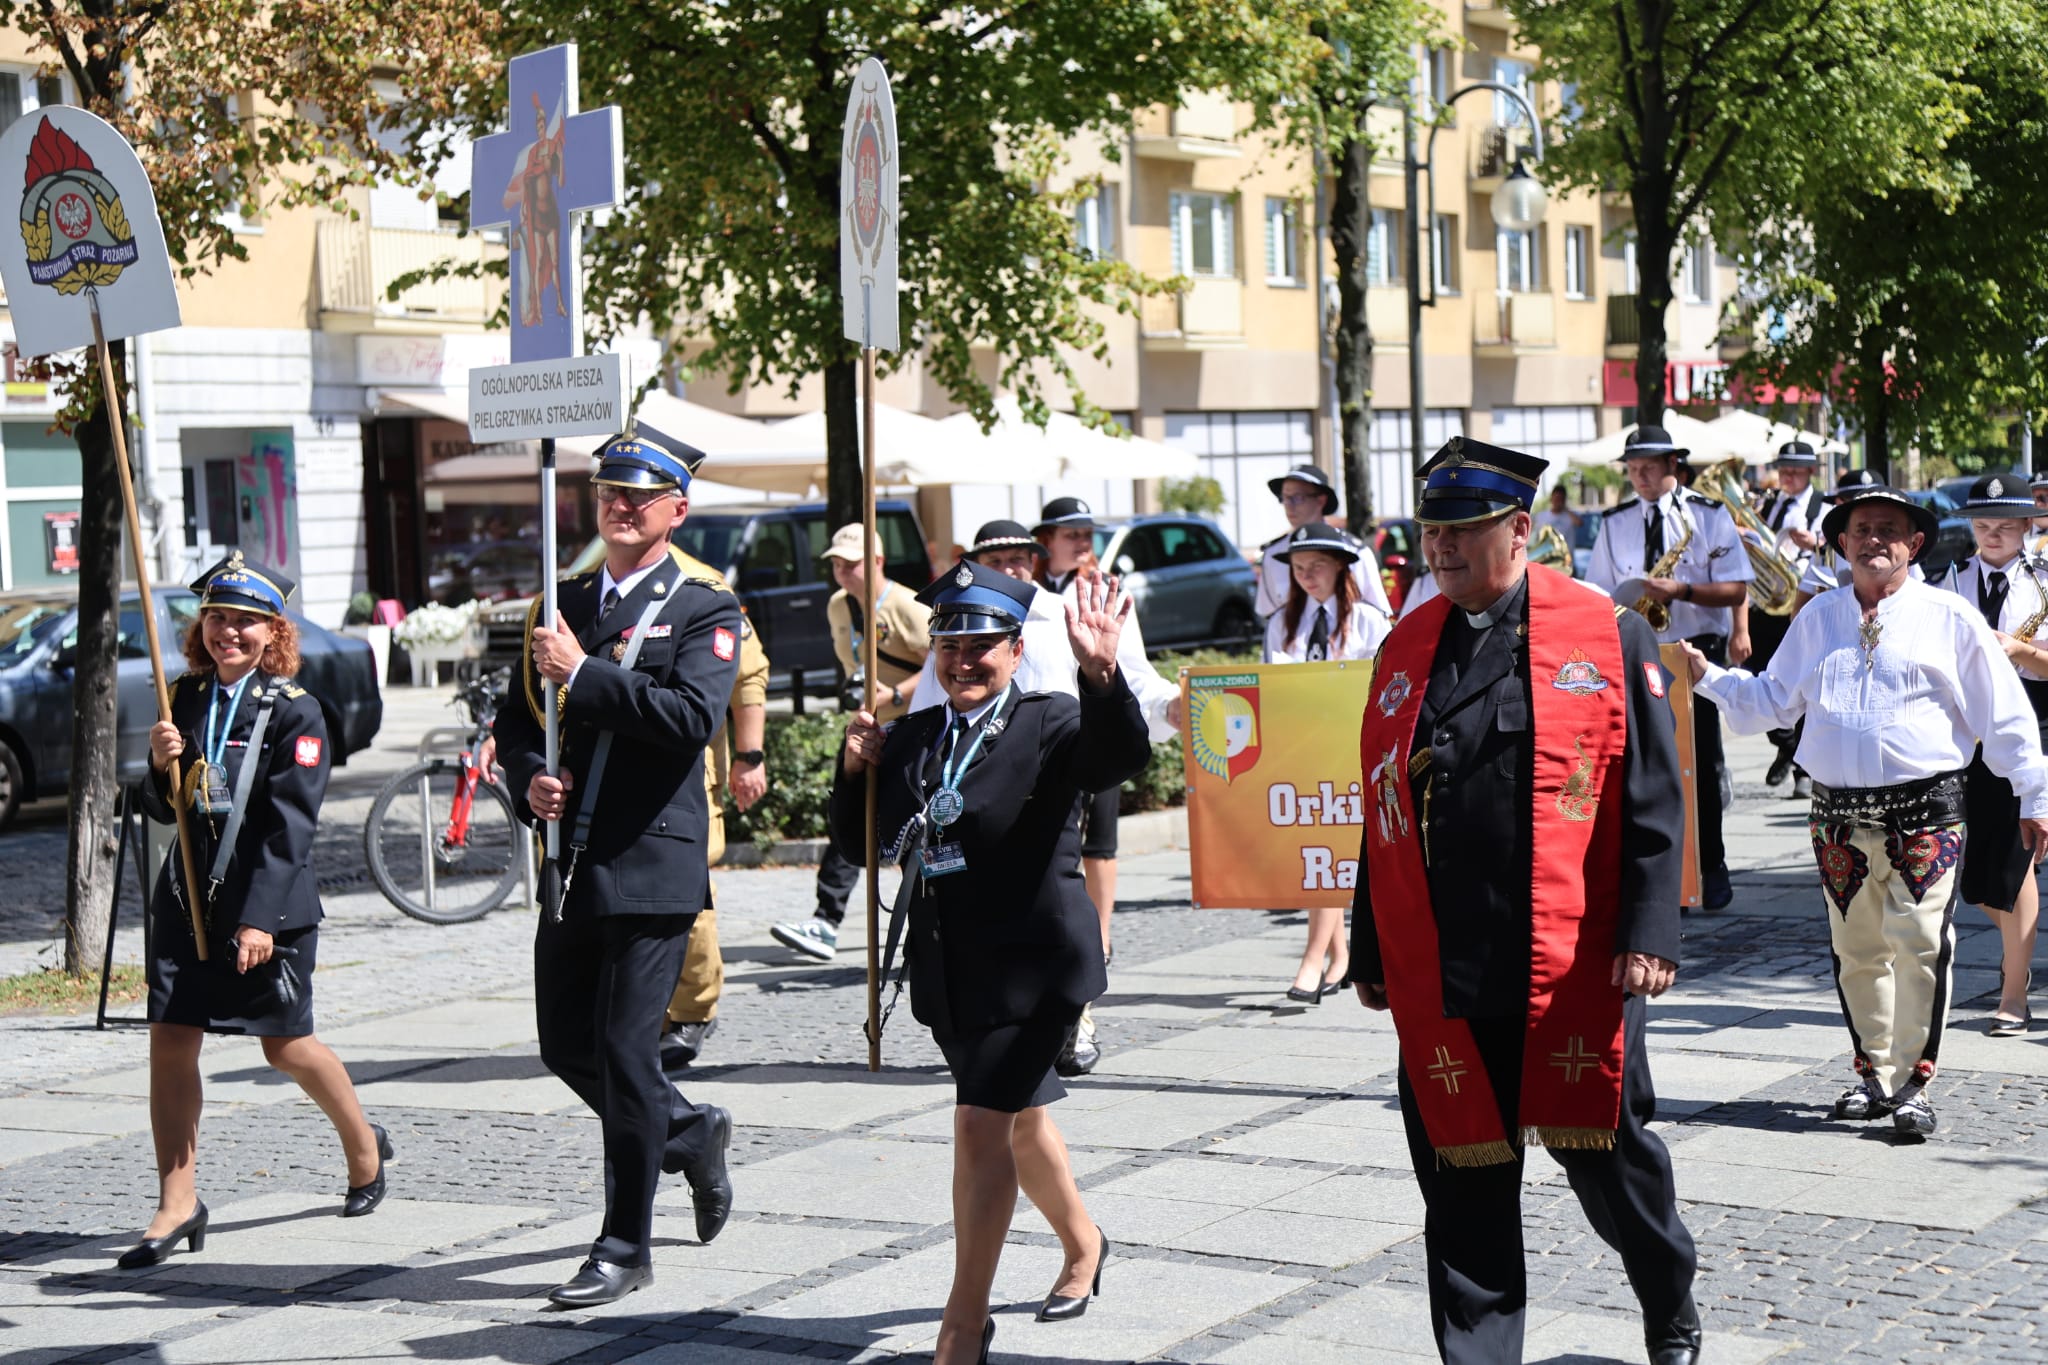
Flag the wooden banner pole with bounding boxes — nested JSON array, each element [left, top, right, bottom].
[[862, 345, 883, 1072], [89, 298, 208, 959]]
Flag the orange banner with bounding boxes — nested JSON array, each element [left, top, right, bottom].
[[1180, 659, 1374, 909]]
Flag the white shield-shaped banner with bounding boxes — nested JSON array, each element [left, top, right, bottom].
[[840, 57, 900, 353], [0, 108, 180, 357]]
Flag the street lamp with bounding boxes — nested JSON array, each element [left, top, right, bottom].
[[1402, 82, 1548, 473]]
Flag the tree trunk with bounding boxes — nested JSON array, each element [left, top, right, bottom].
[[63, 379, 126, 976], [1631, 212, 1677, 427], [824, 355, 861, 533], [1858, 326, 1891, 481], [1329, 134, 1374, 535]]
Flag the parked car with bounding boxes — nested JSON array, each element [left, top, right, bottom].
[[1093, 514, 1258, 651], [425, 539, 544, 606], [1903, 489, 1975, 582], [478, 499, 931, 697], [0, 587, 384, 828]]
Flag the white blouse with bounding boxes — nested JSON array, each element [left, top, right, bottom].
[[1697, 578, 2048, 816], [1264, 597, 1390, 664]]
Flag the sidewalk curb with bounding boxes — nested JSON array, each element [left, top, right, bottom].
[[719, 805, 1189, 868]]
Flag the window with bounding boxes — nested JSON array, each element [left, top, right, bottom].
[[1264, 197, 1301, 284], [1431, 213, 1460, 294], [1563, 225, 1591, 298], [1496, 227, 1540, 293], [1366, 208, 1402, 287], [1682, 244, 1713, 303], [1368, 410, 1466, 520], [1075, 183, 1117, 260], [1161, 410, 1313, 547], [0, 66, 64, 142], [1622, 230, 1640, 293], [738, 520, 801, 590], [1419, 48, 1453, 118], [1492, 58, 1534, 130], [1170, 191, 1236, 278]]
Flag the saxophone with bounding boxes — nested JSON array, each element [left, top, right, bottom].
[[2014, 558, 2048, 643], [1633, 504, 1693, 632]]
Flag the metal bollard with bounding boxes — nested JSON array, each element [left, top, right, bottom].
[[792, 668, 805, 715]]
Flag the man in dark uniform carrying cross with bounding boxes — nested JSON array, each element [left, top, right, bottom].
[[494, 425, 741, 1307]]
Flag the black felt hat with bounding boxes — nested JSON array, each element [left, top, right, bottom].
[[1031, 497, 1096, 534], [1267, 464, 1339, 516], [1820, 486, 1940, 564], [1960, 473, 2036, 518], [1273, 521, 1361, 565], [1617, 425, 1689, 462], [968, 520, 1047, 559]]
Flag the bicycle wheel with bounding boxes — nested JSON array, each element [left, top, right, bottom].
[[364, 759, 523, 924]]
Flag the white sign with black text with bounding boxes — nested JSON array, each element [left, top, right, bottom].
[[466, 353, 625, 442]]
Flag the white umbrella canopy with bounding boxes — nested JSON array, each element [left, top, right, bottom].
[[1702, 410, 1850, 466], [760, 402, 1060, 487], [1559, 412, 1722, 468], [938, 398, 1198, 481]]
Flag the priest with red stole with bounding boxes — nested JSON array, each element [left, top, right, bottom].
[[1350, 436, 1700, 1365]]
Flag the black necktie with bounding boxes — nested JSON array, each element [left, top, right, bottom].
[[601, 586, 621, 619], [1644, 505, 1665, 568], [1306, 604, 1330, 661], [1982, 570, 2009, 627]]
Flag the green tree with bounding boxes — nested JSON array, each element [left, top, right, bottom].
[[1511, 0, 1985, 429], [1735, 3, 2048, 476], [0, 0, 497, 974], [478, 2, 1347, 531]]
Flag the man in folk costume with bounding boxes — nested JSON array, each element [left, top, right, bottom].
[[1352, 437, 1699, 1365], [1680, 485, 2048, 1137], [1751, 442, 1829, 792]]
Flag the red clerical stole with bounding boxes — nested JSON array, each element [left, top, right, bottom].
[[1359, 566, 1628, 1166]]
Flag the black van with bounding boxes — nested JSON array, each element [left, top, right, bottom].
[[479, 499, 930, 698]]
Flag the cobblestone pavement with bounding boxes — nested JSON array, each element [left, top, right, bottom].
[[2, 713, 2045, 1364]]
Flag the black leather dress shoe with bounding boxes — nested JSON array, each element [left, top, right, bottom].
[[661, 1018, 717, 1072], [682, 1106, 734, 1244], [343, 1123, 394, 1218], [1701, 863, 1733, 910], [116, 1200, 208, 1269], [548, 1257, 651, 1307], [1646, 1296, 1702, 1365], [1038, 1227, 1108, 1321]]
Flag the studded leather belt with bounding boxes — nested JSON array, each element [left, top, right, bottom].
[[1809, 770, 1967, 830]]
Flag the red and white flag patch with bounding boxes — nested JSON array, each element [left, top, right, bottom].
[[295, 736, 323, 767], [1643, 662, 1667, 699], [712, 627, 736, 661]]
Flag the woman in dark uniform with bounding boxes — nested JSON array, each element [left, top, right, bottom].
[[835, 563, 1151, 1364], [117, 554, 391, 1269]]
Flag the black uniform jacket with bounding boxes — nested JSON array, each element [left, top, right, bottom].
[[138, 670, 329, 943], [832, 676, 1151, 1034], [495, 558, 743, 919], [1349, 577, 1686, 1017]]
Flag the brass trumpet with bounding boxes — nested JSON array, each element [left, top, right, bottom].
[[1694, 456, 1800, 617]]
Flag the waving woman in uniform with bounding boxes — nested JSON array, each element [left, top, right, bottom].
[[118, 555, 390, 1269], [835, 563, 1152, 1364]]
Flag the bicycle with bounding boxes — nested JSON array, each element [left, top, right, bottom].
[[363, 665, 525, 924]]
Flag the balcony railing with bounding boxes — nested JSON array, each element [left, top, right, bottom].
[[1476, 292, 1556, 349], [318, 220, 495, 321], [1466, 1, 1515, 30], [1473, 124, 1536, 180], [1140, 278, 1245, 348], [1607, 292, 1642, 348], [1135, 91, 1243, 160]]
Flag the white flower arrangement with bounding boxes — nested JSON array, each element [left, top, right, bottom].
[[392, 599, 482, 650]]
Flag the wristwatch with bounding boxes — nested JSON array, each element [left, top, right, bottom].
[[732, 749, 765, 767]]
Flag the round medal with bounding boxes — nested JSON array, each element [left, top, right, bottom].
[[927, 786, 966, 826]]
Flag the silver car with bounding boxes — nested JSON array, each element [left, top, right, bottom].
[[1094, 514, 1259, 653]]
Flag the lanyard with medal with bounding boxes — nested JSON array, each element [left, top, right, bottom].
[[194, 674, 251, 815], [921, 689, 1010, 880]]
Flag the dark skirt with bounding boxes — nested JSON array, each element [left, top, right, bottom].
[[149, 900, 318, 1037], [1961, 681, 2048, 910], [932, 1014, 1072, 1112]]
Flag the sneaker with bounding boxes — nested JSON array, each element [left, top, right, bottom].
[[1831, 1076, 1890, 1120], [1892, 1093, 1937, 1138], [771, 918, 839, 961]]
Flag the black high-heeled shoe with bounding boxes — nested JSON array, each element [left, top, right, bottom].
[[343, 1123, 394, 1218], [977, 1316, 995, 1364], [116, 1200, 208, 1269], [1284, 983, 1323, 1004], [1037, 1228, 1109, 1321]]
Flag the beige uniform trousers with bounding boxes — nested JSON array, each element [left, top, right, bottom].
[[1810, 819, 1964, 1096]]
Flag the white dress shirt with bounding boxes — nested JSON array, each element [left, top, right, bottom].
[[1937, 553, 2048, 677], [1263, 596, 1390, 663], [1586, 489, 1754, 642], [566, 558, 666, 690], [1257, 531, 1392, 617], [1755, 484, 1827, 572], [1697, 577, 2048, 817]]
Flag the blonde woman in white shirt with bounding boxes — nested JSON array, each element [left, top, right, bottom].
[[1262, 522, 1389, 1005]]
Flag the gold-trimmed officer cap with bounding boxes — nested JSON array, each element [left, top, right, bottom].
[[188, 549, 294, 617], [1415, 437, 1547, 526]]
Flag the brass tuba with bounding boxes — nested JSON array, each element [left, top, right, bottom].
[[1694, 456, 1800, 617], [1530, 523, 1575, 577]]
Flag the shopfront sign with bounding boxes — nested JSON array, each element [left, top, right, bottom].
[[43, 508, 79, 574], [1603, 359, 1729, 408]]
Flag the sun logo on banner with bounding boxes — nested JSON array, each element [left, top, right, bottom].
[[19, 118, 136, 295], [1190, 685, 1261, 784]]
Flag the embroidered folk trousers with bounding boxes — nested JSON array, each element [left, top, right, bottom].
[[1809, 820, 1963, 1096]]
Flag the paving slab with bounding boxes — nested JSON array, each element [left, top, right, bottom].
[[1158, 1206, 1412, 1267], [348, 1053, 572, 1115], [0, 1287, 237, 1365], [1524, 1305, 1791, 1363], [317, 998, 539, 1052], [53, 1045, 455, 1106], [1259, 1171, 1429, 1227], [659, 1063, 952, 1131], [1209, 1283, 1441, 1360], [0, 1095, 152, 1136], [115, 1302, 607, 1364], [0, 1126, 111, 1167], [1092, 1156, 1331, 1208], [1051, 1088, 1300, 1151]]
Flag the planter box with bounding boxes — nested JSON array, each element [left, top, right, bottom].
[[339, 624, 391, 693]]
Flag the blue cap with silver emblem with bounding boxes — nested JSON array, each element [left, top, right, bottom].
[[593, 422, 705, 491], [189, 549, 294, 617], [917, 559, 1038, 637], [1415, 436, 1548, 526]]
